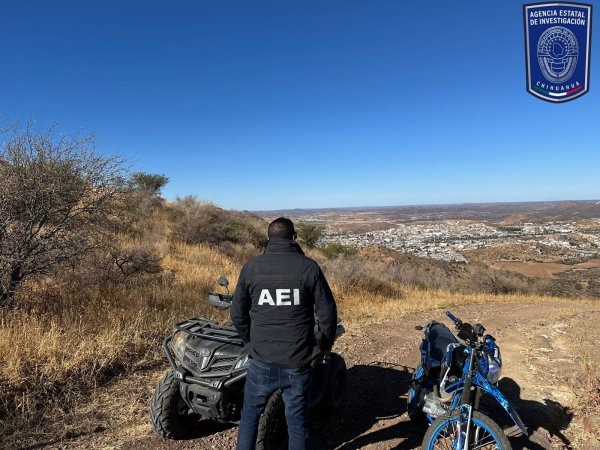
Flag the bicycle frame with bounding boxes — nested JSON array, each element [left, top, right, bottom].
[[443, 345, 528, 448], [416, 311, 528, 449]]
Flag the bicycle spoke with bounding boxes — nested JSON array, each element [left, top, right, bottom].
[[431, 420, 504, 450], [471, 424, 500, 450], [433, 420, 458, 450]]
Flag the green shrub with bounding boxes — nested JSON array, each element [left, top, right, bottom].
[[296, 222, 323, 247], [320, 243, 358, 259], [129, 172, 169, 197]]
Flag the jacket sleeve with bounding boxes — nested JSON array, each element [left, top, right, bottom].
[[230, 265, 251, 344], [312, 264, 338, 351]]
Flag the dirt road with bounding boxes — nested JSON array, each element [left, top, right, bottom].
[[47, 301, 600, 449]]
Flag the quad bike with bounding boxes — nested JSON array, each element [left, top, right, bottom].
[[408, 311, 527, 449], [151, 277, 347, 449]]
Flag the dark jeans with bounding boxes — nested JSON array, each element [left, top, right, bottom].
[[236, 359, 311, 450]]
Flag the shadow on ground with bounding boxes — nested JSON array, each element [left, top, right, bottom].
[[483, 377, 573, 450], [313, 372, 573, 450], [310, 361, 425, 450]]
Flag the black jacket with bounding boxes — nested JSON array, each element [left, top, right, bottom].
[[230, 238, 338, 368]]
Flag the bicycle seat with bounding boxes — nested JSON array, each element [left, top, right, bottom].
[[427, 322, 459, 364]]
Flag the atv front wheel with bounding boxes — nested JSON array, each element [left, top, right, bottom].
[[151, 369, 196, 439], [256, 390, 288, 450], [321, 353, 347, 412]]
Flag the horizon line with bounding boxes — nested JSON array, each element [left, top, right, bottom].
[[250, 198, 600, 214]]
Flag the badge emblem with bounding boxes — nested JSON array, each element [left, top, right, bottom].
[[524, 2, 592, 102]]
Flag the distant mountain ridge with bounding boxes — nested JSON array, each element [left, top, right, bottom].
[[256, 200, 600, 223]]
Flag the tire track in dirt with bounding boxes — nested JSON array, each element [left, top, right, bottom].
[[49, 301, 599, 449]]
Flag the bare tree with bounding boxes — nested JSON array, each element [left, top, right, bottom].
[[0, 123, 127, 308]]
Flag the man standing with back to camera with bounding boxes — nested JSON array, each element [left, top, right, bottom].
[[230, 217, 338, 450]]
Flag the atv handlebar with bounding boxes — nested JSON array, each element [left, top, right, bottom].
[[208, 293, 233, 310], [208, 277, 234, 310]]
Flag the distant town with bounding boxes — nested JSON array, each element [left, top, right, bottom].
[[317, 220, 600, 262], [259, 202, 600, 264]]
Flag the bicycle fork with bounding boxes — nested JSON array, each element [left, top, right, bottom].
[[455, 350, 476, 450]]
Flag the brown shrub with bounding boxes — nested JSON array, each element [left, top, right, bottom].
[[325, 245, 550, 297], [216, 241, 263, 265], [323, 256, 402, 298], [111, 245, 163, 279], [170, 196, 267, 248]]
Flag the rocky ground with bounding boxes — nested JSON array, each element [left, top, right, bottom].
[[21, 301, 600, 450]]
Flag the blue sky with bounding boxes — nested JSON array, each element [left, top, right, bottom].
[[1, 1, 598, 210]]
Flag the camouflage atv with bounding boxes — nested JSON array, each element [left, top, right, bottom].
[[151, 277, 347, 449]]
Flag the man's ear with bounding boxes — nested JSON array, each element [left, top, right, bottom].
[[292, 233, 297, 242]]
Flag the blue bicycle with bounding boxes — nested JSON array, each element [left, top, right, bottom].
[[408, 311, 528, 450]]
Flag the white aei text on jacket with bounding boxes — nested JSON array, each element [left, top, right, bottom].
[[258, 288, 300, 306]]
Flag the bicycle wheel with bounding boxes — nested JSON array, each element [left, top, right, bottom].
[[422, 410, 511, 450]]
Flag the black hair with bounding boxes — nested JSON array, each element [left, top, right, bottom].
[[268, 217, 296, 240]]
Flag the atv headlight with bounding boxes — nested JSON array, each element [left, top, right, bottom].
[[234, 355, 250, 370], [171, 331, 188, 361]]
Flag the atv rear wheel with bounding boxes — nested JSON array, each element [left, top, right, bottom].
[[256, 390, 288, 450], [151, 369, 197, 439], [321, 353, 347, 412]]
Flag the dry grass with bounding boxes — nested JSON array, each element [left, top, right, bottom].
[[0, 241, 235, 442], [566, 311, 600, 445], [0, 236, 586, 447], [330, 283, 565, 327]]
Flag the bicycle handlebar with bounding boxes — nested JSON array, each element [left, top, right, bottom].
[[445, 311, 461, 326], [446, 311, 487, 343]]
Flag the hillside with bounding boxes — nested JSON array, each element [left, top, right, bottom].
[[6, 302, 599, 450], [1, 188, 598, 448]]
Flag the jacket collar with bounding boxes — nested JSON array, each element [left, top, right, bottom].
[[264, 238, 305, 255]]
